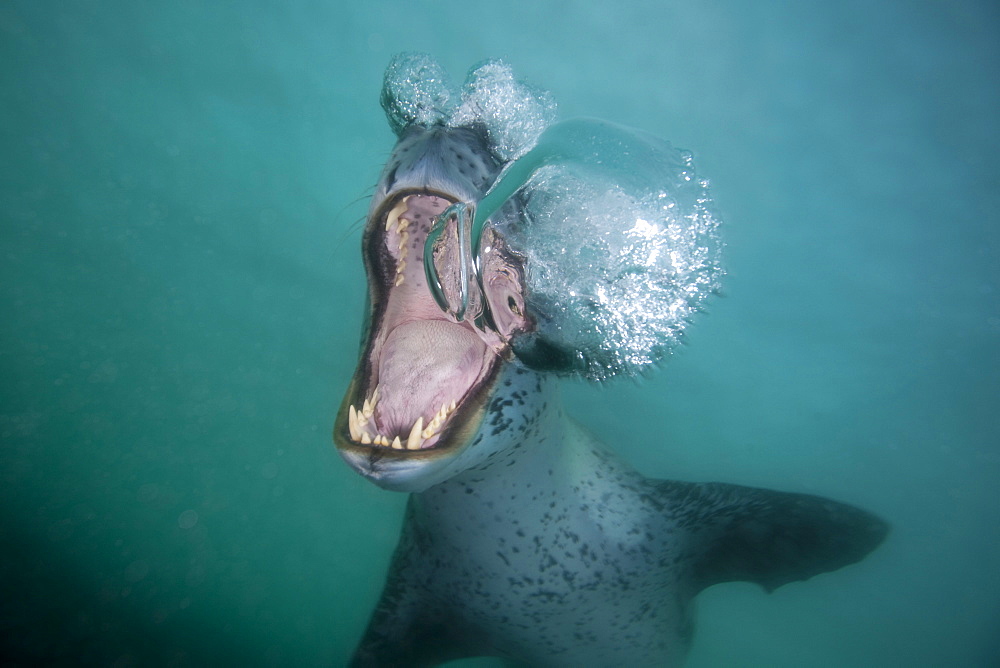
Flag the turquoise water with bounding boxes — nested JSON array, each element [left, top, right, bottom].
[[2, 1, 997, 665]]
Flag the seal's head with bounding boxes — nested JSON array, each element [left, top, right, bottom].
[[334, 128, 535, 491], [334, 54, 724, 491], [334, 55, 552, 491]]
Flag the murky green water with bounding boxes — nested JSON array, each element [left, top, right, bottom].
[[2, 1, 997, 665]]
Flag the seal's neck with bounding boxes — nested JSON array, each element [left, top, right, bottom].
[[460, 370, 569, 476], [410, 368, 634, 541]]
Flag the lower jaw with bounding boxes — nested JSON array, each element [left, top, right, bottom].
[[334, 361, 498, 463], [334, 400, 483, 493]]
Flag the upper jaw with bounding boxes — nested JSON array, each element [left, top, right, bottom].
[[333, 186, 517, 488], [334, 125, 531, 489]]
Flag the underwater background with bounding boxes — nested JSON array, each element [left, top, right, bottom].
[[1, 1, 997, 666]]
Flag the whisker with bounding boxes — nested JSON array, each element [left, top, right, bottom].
[[331, 185, 377, 251]]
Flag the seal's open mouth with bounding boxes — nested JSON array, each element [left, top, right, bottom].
[[348, 319, 492, 450], [335, 190, 520, 459]]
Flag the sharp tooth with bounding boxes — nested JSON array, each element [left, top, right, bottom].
[[424, 418, 443, 436], [385, 199, 407, 232], [363, 387, 379, 418], [450, 400, 456, 412], [398, 230, 409, 251], [407, 417, 423, 450], [396, 259, 406, 274], [395, 274, 405, 286], [348, 405, 359, 440], [396, 218, 408, 234], [391, 435, 403, 449], [360, 432, 371, 444]]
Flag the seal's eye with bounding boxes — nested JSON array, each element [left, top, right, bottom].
[[507, 296, 521, 316]]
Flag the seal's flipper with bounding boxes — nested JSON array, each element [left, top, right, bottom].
[[350, 588, 467, 668], [350, 502, 483, 667], [658, 481, 889, 594]]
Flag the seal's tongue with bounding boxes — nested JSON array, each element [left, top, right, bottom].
[[375, 320, 486, 436]]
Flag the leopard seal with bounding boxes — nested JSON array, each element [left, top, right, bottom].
[[332, 54, 887, 667]]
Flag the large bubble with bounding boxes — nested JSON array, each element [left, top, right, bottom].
[[431, 116, 719, 380], [505, 157, 722, 379]]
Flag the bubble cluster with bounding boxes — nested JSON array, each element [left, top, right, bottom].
[[380, 54, 457, 136], [448, 59, 557, 162], [381, 53, 556, 161]]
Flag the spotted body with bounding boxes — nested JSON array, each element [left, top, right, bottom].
[[334, 55, 887, 667]]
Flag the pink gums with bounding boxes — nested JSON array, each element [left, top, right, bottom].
[[367, 194, 493, 444]]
